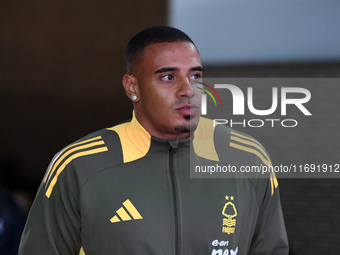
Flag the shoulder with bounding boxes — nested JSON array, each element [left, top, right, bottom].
[[217, 124, 271, 165], [195, 118, 278, 196], [43, 124, 126, 198], [195, 118, 272, 166], [214, 123, 279, 198], [55, 127, 124, 168]]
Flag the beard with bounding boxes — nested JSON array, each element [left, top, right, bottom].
[[174, 115, 199, 134]]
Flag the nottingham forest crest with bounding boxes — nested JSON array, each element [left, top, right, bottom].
[[222, 195, 237, 235]]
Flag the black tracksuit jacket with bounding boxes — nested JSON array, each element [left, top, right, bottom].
[[19, 115, 288, 255]]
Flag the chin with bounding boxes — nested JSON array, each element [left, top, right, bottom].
[[174, 116, 199, 134]]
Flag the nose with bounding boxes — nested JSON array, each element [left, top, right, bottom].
[[177, 77, 194, 98]]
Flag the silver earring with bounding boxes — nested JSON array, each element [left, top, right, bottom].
[[132, 95, 137, 101]]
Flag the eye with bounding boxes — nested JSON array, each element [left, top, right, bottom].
[[190, 73, 202, 82], [160, 74, 174, 81]]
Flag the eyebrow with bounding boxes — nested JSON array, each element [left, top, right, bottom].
[[154, 66, 204, 74], [191, 66, 204, 72]]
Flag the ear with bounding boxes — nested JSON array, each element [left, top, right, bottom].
[[122, 74, 139, 102]]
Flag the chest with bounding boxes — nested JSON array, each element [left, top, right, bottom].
[[79, 155, 261, 254]]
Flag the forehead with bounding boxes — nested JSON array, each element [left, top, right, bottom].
[[140, 42, 202, 70]]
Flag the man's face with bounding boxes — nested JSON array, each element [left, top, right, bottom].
[[132, 42, 204, 140]]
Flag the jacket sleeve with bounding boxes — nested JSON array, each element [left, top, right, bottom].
[[248, 176, 289, 255], [19, 158, 82, 255]]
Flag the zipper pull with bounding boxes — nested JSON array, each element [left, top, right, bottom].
[[170, 147, 177, 154], [169, 140, 180, 154]]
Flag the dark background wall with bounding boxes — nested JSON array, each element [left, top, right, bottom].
[[1, 0, 166, 185], [1, 1, 339, 255]]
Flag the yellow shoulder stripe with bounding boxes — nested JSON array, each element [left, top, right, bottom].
[[230, 131, 271, 165], [193, 118, 219, 162], [270, 172, 279, 195], [108, 112, 151, 163], [230, 131, 278, 195], [230, 131, 265, 150], [230, 142, 271, 166], [44, 136, 108, 198], [44, 136, 103, 183], [231, 136, 268, 159]]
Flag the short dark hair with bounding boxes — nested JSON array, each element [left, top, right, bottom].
[[124, 26, 197, 73]]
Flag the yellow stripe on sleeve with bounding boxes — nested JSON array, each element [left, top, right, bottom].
[[45, 147, 108, 198], [230, 142, 271, 166], [44, 136, 103, 184], [230, 136, 270, 163], [231, 131, 265, 150], [230, 134, 278, 195]]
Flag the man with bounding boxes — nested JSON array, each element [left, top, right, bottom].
[[19, 26, 288, 254]]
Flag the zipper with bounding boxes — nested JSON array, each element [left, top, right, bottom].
[[169, 146, 180, 255]]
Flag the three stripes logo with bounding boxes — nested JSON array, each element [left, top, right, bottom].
[[110, 199, 143, 223], [197, 82, 222, 115]]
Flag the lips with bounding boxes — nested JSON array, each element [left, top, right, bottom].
[[176, 103, 199, 115]]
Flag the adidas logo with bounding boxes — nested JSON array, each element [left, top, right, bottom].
[[110, 199, 143, 223]]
